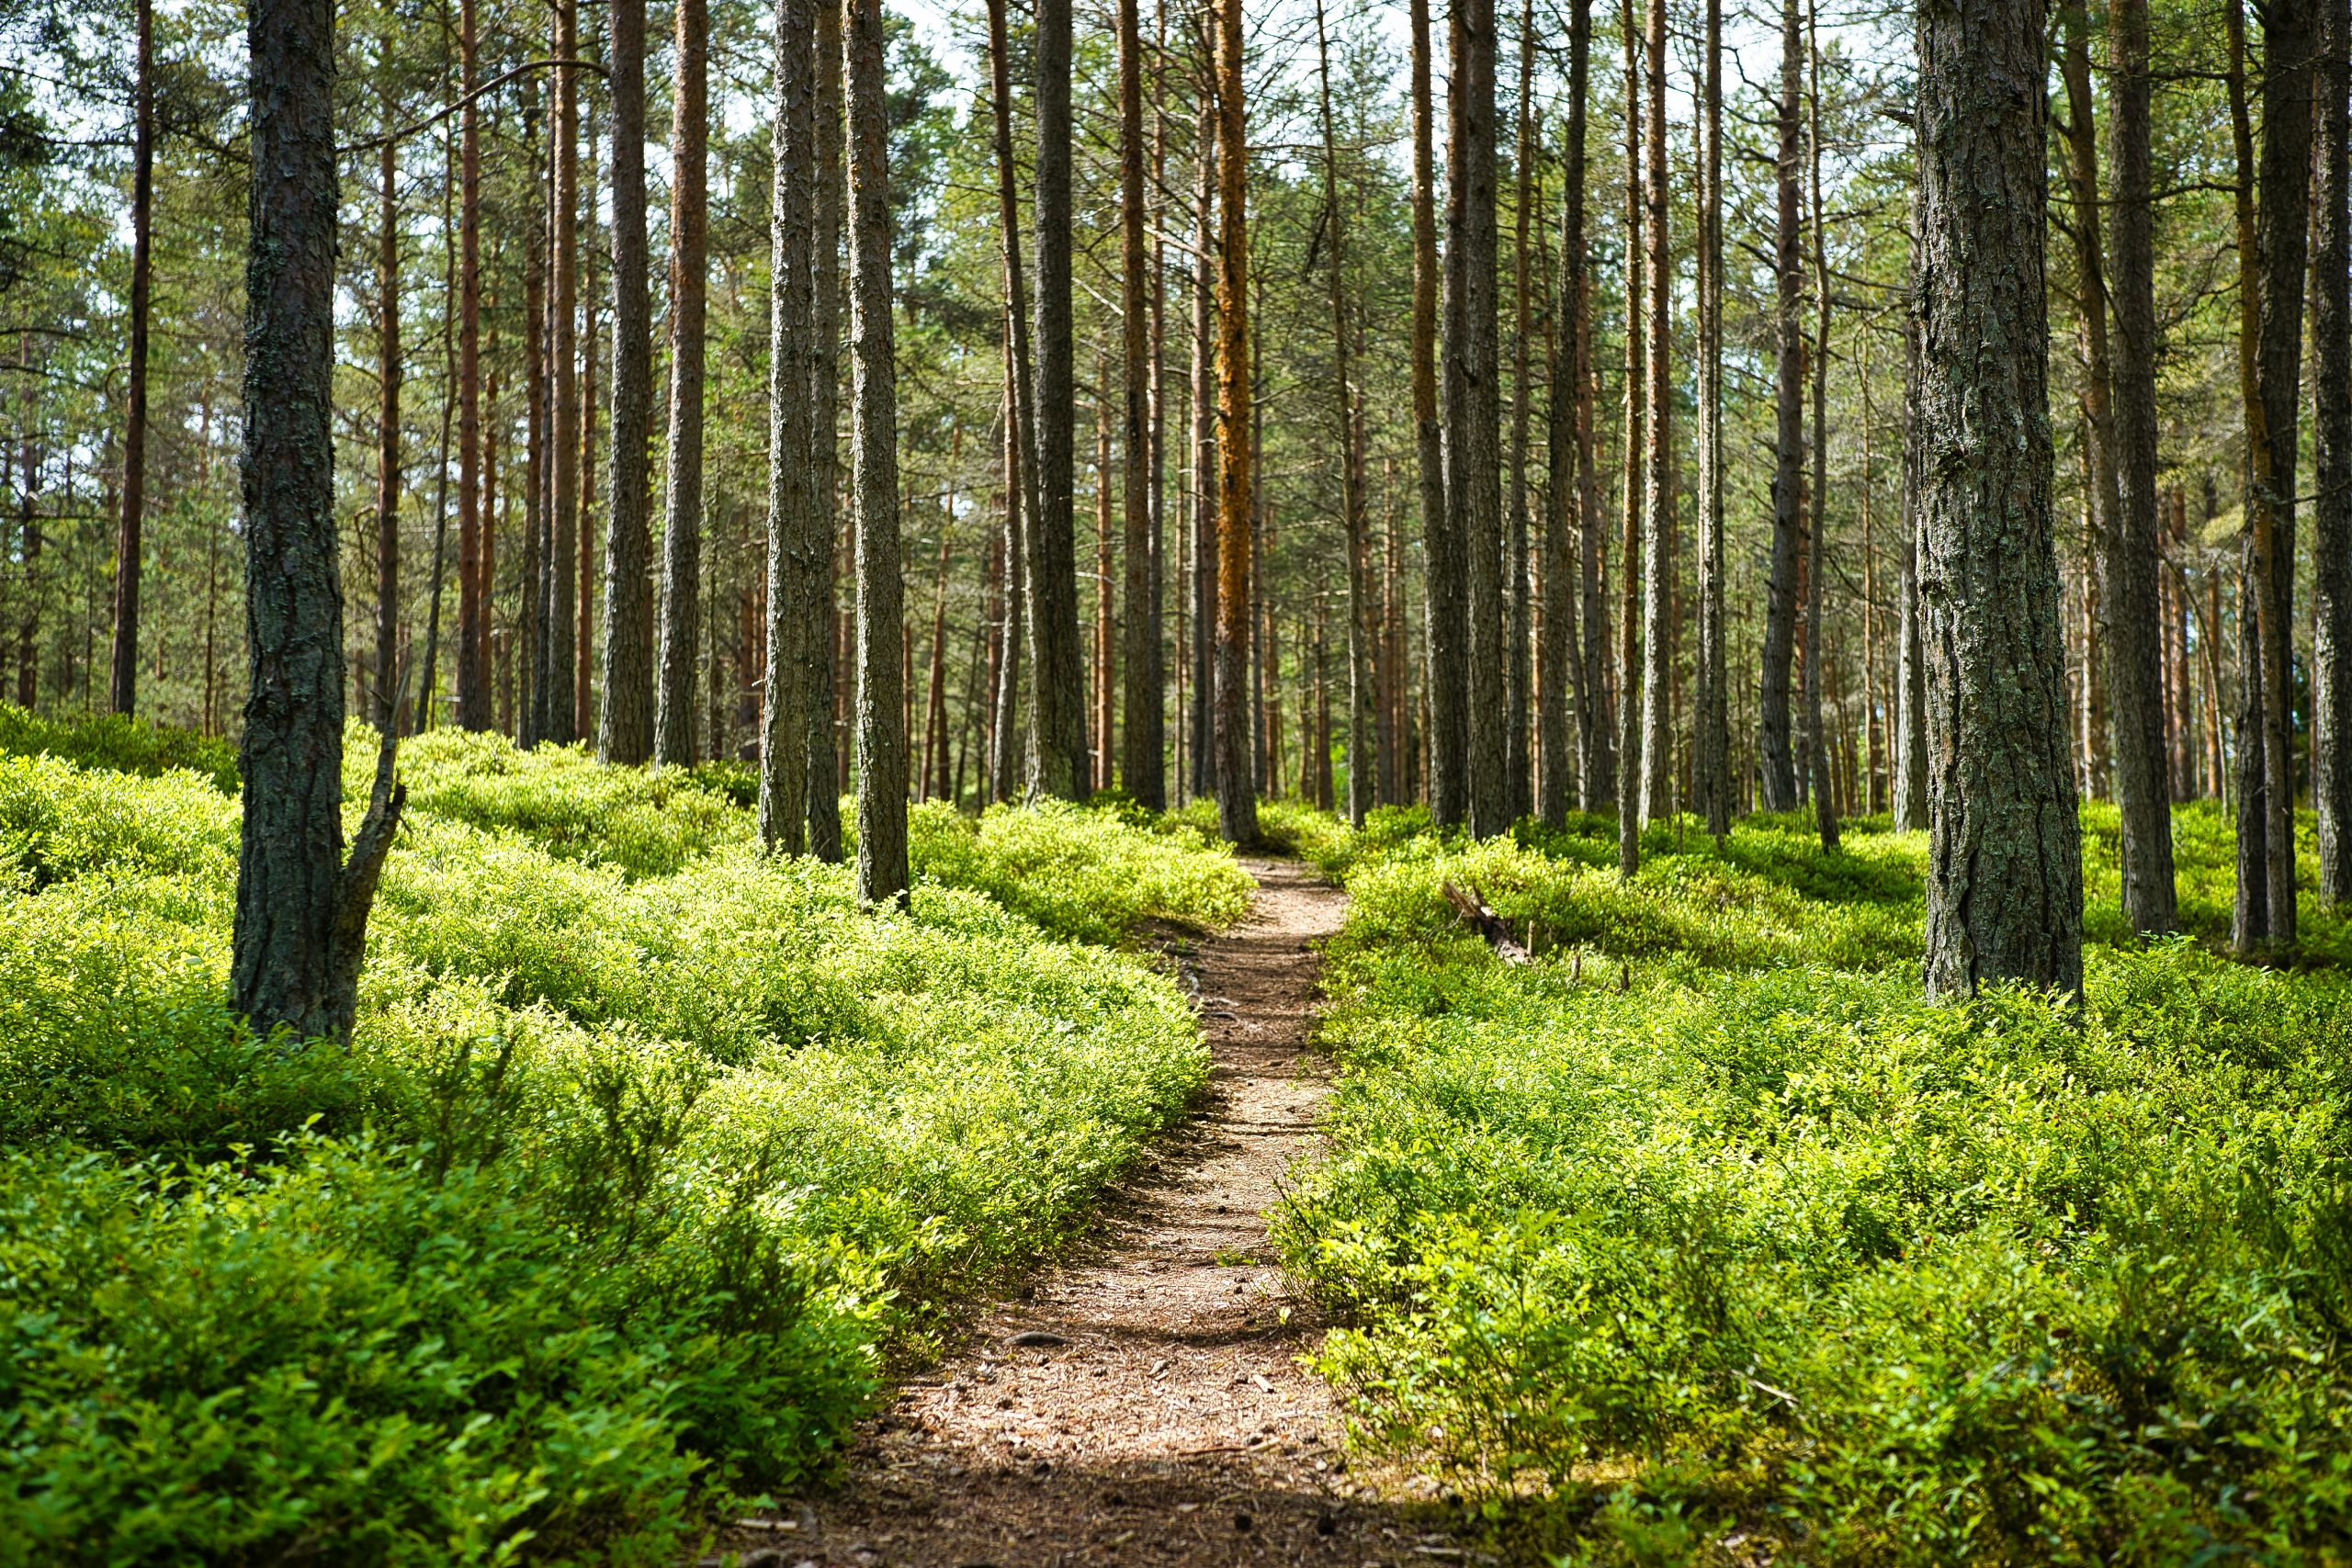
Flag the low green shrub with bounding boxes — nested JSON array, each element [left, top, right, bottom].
[[1277, 808, 2352, 1565], [0, 701, 242, 792]]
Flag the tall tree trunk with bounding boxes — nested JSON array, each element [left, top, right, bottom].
[[1148, 0, 1172, 805], [598, 0, 654, 762], [521, 84, 547, 745], [1095, 380, 1115, 788], [1563, 0, 1610, 814], [760, 0, 820, 852], [655, 0, 708, 765], [2060, 0, 2121, 812], [1410, 0, 1462, 824], [992, 348, 1027, 800], [1759, 0, 1804, 812], [1694, 0, 1727, 837], [1636, 0, 1675, 824], [1804, 1, 1838, 850], [808, 0, 845, 860], [846, 0, 908, 904], [1916, 0, 2083, 999], [1449, 0, 1505, 836], [1894, 166, 1928, 829], [2316, 0, 2352, 901], [2101, 0, 2178, 927], [1544, 0, 1597, 825], [371, 50, 402, 733], [1212, 0, 1259, 843], [1314, 0, 1374, 826], [456, 0, 489, 729], [1191, 30, 1218, 803], [1503, 0, 1536, 824], [986, 0, 1039, 803], [1615, 0, 1643, 876], [109, 0, 153, 717], [576, 105, 599, 744], [545, 0, 580, 745], [1028, 0, 1088, 797], [233, 0, 404, 1043], [1118, 0, 1165, 807]]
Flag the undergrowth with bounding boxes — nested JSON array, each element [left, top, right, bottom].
[[1274, 804, 2352, 1566], [0, 705, 1249, 1564]]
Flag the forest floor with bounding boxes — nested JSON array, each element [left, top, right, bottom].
[[708, 858, 1471, 1568]]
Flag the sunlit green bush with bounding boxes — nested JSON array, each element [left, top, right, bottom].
[[0, 701, 241, 792]]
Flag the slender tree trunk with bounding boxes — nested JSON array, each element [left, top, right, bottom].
[[456, 0, 489, 729], [992, 352, 1027, 800], [234, 0, 404, 1043], [1694, 0, 1726, 838], [1543, 0, 1594, 825], [2315, 0, 2352, 901], [576, 107, 599, 744], [986, 0, 1038, 803], [109, 0, 153, 717], [1916, 0, 2083, 999], [1212, 0, 1259, 843], [808, 0, 845, 859], [1560, 0, 1609, 814], [1118, 0, 1164, 807], [1503, 0, 1536, 824], [1804, 2, 1838, 850], [1095, 381, 1115, 787], [1410, 0, 1462, 824], [2059, 0, 2121, 813], [545, 0, 580, 745], [925, 502, 953, 800], [1636, 0, 1674, 825], [1759, 0, 1804, 811], [655, 0, 708, 765], [1191, 39, 1217, 803], [1615, 0, 1643, 876], [1027, 0, 1087, 798], [1448, 0, 1504, 836], [1894, 171, 1928, 829], [597, 0, 654, 762], [521, 86, 547, 744], [845, 0, 907, 903], [1313, 0, 1373, 826], [2101, 0, 2178, 926], [760, 0, 820, 852], [372, 52, 402, 734]]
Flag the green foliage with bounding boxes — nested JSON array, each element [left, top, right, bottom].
[[1276, 808, 2352, 1565], [0, 723, 1241, 1562], [0, 702, 241, 794]]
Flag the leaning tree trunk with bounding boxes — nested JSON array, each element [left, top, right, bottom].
[[1118, 0, 1165, 807], [1636, 0, 1675, 825], [1028, 0, 1088, 798], [1915, 0, 2083, 1000], [846, 0, 908, 906], [1212, 0, 1259, 845], [654, 0, 708, 765], [233, 0, 405, 1043], [759, 0, 820, 852], [1759, 0, 1804, 813], [1448, 0, 1505, 837], [2101, 0, 2178, 928], [110, 0, 153, 717], [2315, 0, 2352, 902], [1409, 0, 1461, 825], [597, 0, 654, 763]]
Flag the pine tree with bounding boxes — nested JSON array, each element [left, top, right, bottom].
[[654, 0, 709, 765], [597, 0, 654, 764]]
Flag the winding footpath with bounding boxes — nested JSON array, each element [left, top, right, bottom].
[[710, 859, 1471, 1568]]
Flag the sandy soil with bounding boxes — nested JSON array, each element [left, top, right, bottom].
[[705, 858, 1474, 1568]]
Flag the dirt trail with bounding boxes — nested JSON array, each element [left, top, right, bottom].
[[714, 858, 1464, 1568]]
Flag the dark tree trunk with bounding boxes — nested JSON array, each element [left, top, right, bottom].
[[1759, 0, 1804, 812], [2316, 0, 2352, 901], [992, 353, 1026, 800], [2060, 1, 2121, 817], [1448, 0, 1505, 837], [846, 0, 907, 905], [1615, 0, 1642, 877], [1636, 0, 1674, 824], [456, 0, 489, 730], [985, 0, 1038, 803], [654, 0, 708, 765], [598, 0, 654, 763], [1118, 0, 1164, 807], [1314, 0, 1373, 826], [545, 2, 580, 745], [233, 0, 404, 1043], [760, 0, 820, 852], [520, 87, 547, 745], [1190, 51, 1217, 804], [1894, 173, 1928, 829], [371, 54, 402, 734], [1027, 0, 1087, 798], [1543, 0, 1596, 826], [2101, 0, 2178, 927], [1503, 0, 1536, 825], [1804, 2, 1837, 851], [807, 0, 845, 860], [1915, 0, 2083, 999], [1213, 0, 1259, 844], [1693, 0, 1726, 839], [1410, 0, 1462, 825], [110, 0, 153, 717]]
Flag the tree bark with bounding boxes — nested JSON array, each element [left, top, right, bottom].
[[520, 84, 547, 745], [371, 48, 402, 734], [1544, 0, 1598, 826], [1119, 0, 1165, 807], [1191, 18, 1218, 804], [456, 0, 490, 730], [2101, 0, 2178, 927], [1694, 0, 1726, 837], [1759, 0, 1804, 812], [1028, 0, 1088, 798], [597, 0, 654, 763], [846, 0, 907, 905], [109, 0, 153, 717], [654, 0, 708, 765], [1915, 0, 2083, 999], [1804, 0, 1838, 851], [1212, 0, 1259, 844], [1449, 0, 1505, 837], [233, 0, 405, 1043], [1894, 163, 1928, 830], [808, 0, 845, 860], [1636, 0, 1674, 825], [1503, 0, 1536, 824], [2316, 0, 2352, 901], [1410, 0, 1462, 826], [1313, 0, 1374, 826], [1616, 0, 1643, 877], [760, 0, 820, 852], [986, 0, 1038, 804], [545, 0, 580, 745], [993, 347, 1027, 801]]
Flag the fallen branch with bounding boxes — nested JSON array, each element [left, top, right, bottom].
[[1442, 882, 1531, 966]]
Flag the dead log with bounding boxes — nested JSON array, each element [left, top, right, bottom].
[[1442, 880, 1532, 965]]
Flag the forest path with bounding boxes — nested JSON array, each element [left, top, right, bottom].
[[714, 858, 1465, 1568]]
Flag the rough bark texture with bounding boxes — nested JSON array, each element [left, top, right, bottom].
[[1313, 0, 1373, 826], [1213, 0, 1259, 846], [111, 0, 153, 718], [986, 0, 1037, 803], [846, 0, 908, 906], [1448, 0, 1505, 838], [1759, 0, 1804, 813], [807, 0, 845, 862], [1539, 0, 1592, 829], [1915, 0, 2084, 1000], [2317, 0, 2352, 901], [520, 96, 546, 746], [1028, 0, 1088, 799], [1561, 0, 1610, 815], [1894, 177, 1928, 830], [654, 0, 708, 765], [2100, 0, 2178, 929], [1118, 0, 1164, 808], [1635, 0, 1674, 824], [1503, 0, 1536, 825], [1694, 0, 1726, 838], [1804, 1, 1837, 850], [597, 0, 654, 764], [759, 0, 819, 853], [1410, 0, 1462, 827], [371, 68, 402, 734], [1615, 0, 1642, 879], [1190, 64, 1217, 804], [456, 0, 489, 730], [233, 0, 405, 1043], [544, 3, 579, 745]]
